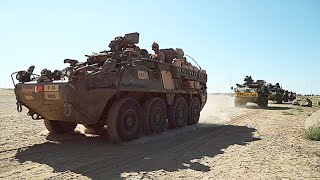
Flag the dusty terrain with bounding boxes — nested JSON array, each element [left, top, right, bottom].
[[0, 90, 319, 179]]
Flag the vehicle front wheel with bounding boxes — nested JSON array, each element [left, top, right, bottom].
[[44, 120, 77, 134], [234, 99, 246, 107], [258, 97, 268, 108], [106, 97, 143, 143]]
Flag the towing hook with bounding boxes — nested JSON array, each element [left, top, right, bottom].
[[64, 103, 72, 117], [16, 102, 22, 112]]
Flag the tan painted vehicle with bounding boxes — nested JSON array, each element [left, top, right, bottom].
[[11, 32, 207, 143], [268, 83, 284, 104], [233, 76, 269, 108]]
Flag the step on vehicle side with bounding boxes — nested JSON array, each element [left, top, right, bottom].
[[11, 32, 208, 143], [233, 76, 269, 108]]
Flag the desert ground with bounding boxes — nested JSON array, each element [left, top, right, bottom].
[[0, 90, 319, 179]]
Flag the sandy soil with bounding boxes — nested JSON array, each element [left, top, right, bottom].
[[0, 90, 319, 179]]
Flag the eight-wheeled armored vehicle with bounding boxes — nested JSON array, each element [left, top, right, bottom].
[[12, 32, 208, 143], [268, 83, 284, 104], [234, 76, 269, 108]]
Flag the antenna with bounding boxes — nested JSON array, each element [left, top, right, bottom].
[[185, 55, 202, 70]]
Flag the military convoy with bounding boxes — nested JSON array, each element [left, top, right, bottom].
[[11, 32, 208, 143], [234, 76, 296, 107], [233, 76, 269, 108]]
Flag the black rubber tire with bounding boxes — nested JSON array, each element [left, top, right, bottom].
[[84, 124, 105, 134], [187, 97, 201, 125], [44, 120, 77, 134], [276, 97, 283, 104], [106, 97, 143, 143], [143, 97, 167, 135], [168, 96, 188, 128], [258, 97, 268, 108], [234, 99, 246, 107]]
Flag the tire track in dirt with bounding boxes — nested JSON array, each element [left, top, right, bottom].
[[58, 108, 263, 178], [0, 93, 267, 179], [0, 108, 261, 179]]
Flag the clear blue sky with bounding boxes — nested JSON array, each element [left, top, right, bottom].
[[1, 0, 319, 94]]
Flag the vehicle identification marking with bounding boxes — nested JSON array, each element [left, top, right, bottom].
[[24, 93, 33, 100], [22, 85, 34, 93], [137, 71, 149, 80], [44, 92, 60, 100], [44, 85, 59, 92]]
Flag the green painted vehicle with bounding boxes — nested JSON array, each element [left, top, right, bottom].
[[11, 32, 207, 143]]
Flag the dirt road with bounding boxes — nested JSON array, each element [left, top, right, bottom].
[[0, 91, 319, 179]]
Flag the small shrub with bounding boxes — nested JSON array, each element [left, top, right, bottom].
[[296, 108, 304, 112], [315, 151, 320, 157], [282, 112, 294, 115], [304, 126, 320, 141]]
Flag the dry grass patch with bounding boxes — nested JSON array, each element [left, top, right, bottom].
[[304, 126, 320, 141], [282, 111, 294, 116]]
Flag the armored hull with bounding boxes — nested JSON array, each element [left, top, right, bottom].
[[12, 33, 208, 143]]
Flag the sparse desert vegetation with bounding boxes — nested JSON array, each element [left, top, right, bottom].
[[304, 126, 320, 141]]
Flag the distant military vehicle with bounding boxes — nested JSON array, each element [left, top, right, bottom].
[[234, 76, 269, 108], [289, 91, 297, 101], [283, 90, 289, 102], [11, 32, 208, 143], [268, 83, 284, 104]]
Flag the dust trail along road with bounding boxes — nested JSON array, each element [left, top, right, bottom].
[[0, 91, 319, 179]]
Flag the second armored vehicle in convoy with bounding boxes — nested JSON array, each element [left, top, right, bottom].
[[289, 91, 297, 101], [268, 83, 285, 104], [234, 76, 269, 108], [11, 32, 208, 143]]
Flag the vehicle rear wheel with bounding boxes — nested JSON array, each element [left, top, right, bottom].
[[188, 97, 201, 125], [143, 97, 167, 135], [168, 96, 188, 128], [44, 120, 77, 134], [106, 97, 143, 143]]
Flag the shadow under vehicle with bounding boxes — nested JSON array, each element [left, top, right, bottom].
[[11, 32, 208, 143], [233, 76, 269, 108]]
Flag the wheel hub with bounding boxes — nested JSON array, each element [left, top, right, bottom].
[[193, 107, 198, 115], [155, 112, 161, 122], [179, 108, 184, 118], [124, 111, 136, 129]]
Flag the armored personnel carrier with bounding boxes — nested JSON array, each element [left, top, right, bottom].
[[283, 90, 289, 102], [289, 91, 297, 101], [11, 32, 207, 143], [234, 76, 269, 108], [268, 83, 284, 104]]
